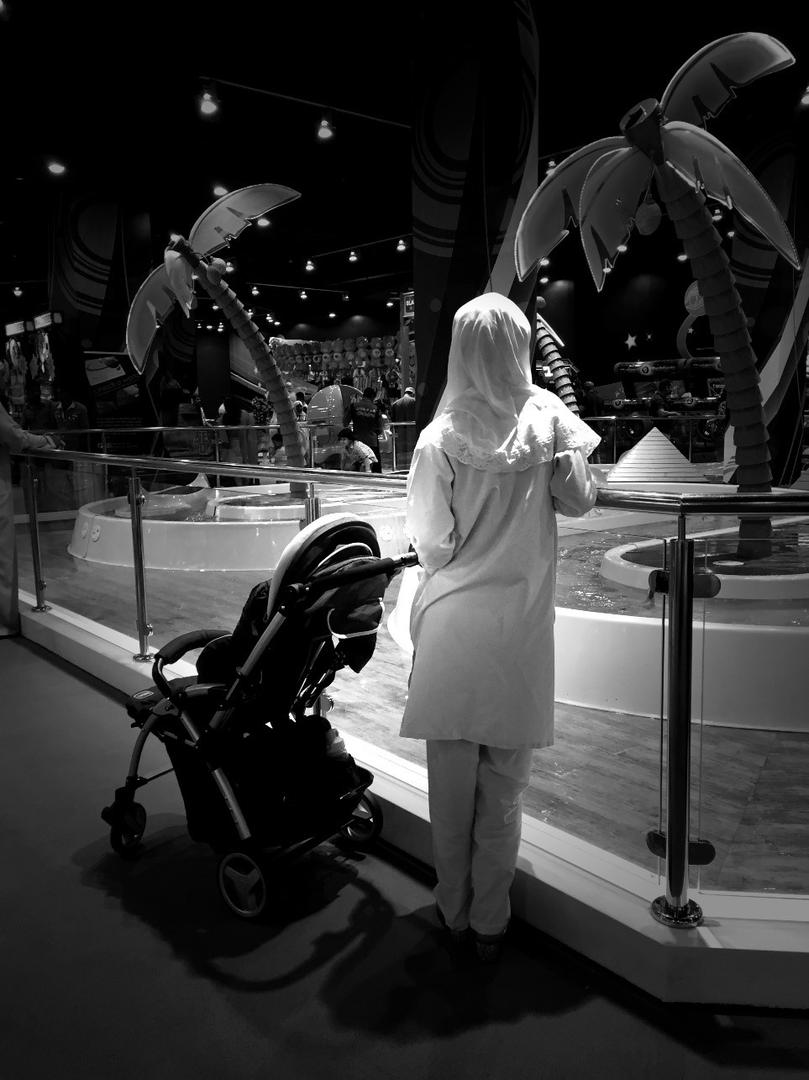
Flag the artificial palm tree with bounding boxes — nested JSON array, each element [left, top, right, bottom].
[[167, 237, 308, 468], [515, 33, 800, 558]]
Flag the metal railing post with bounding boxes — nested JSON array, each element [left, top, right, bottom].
[[612, 420, 618, 464], [127, 471, 154, 661], [391, 425, 398, 471], [22, 460, 50, 612], [651, 517, 703, 928], [302, 481, 321, 527]]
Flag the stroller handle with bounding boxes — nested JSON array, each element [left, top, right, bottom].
[[152, 628, 233, 698], [282, 550, 420, 607]]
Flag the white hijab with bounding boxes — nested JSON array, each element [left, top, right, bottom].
[[421, 292, 599, 472]]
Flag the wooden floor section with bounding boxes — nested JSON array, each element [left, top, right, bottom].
[[14, 518, 809, 896]]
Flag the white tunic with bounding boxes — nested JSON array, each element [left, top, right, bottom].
[[399, 441, 597, 749]]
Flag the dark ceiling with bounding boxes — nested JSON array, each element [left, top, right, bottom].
[[1, 3, 807, 347]]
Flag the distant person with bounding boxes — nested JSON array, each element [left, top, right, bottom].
[[580, 381, 603, 418], [220, 396, 258, 484], [338, 428, 377, 473], [345, 387, 383, 471], [1, 398, 56, 635], [389, 384, 417, 466], [267, 431, 287, 465], [294, 391, 308, 421], [22, 383, 59, 432], [157, 370, 185, 428], [54, 387, 90, 451], [648, 379, 677, 419]]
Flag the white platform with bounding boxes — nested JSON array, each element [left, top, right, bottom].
[[18, 591, 809, 1009]]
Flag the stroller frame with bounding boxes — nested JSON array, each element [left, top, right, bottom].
[[102, 513, 417, 918]]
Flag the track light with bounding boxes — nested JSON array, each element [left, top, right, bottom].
[[47, 161, 66, 176], [225, 261, 234, 273], [348, 250, 358, 263], [300, 290, 307, 299], [317, 115, 335, 140], [396, 238, 407, 252], [251, 286, 259, 295], [12, 286, 22, 297], [200, 85, 219, 116], [305, 259, 315, 272], [342, 293, 350, 302]]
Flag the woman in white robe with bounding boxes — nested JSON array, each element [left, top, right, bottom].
[[399, 292, 599, 959]]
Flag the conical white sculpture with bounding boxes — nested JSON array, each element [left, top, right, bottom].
[[607, 426, 711, 484]]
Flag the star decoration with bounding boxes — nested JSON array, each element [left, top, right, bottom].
[[624, 333, 637, 350]]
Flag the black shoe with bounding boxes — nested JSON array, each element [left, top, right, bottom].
[[473, 929, 506, 965]]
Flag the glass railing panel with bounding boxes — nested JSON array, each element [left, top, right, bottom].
[[534, 505, 676, 877], [18, 458, 146, 633], [689, 508, 809, 896]]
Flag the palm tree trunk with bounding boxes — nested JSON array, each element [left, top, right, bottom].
[[655, 167, 772, 559], [169, 237, 307, 469], [535, 323, 580, 413]]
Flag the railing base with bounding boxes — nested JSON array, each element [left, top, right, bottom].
[[651, 896, 703, 928]]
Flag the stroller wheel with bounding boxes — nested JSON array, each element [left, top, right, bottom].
[[218, 849, 272, 919], [337, 791, 383, 851], [110, 802, 147, 858]]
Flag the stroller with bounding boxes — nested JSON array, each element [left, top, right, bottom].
[[102, 513, 417, 918]]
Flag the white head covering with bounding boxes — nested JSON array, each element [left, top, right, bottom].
[[420, 292, 599, 472]]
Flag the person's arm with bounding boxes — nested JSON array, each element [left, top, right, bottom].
[[0, 403, 55, 452], [550, 448, 598, 517], [406, 443, 456, 572]]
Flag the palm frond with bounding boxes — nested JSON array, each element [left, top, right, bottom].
[[188, 184, 301, 256], [660, 33, 794, 128], [514, 137, 625, 280], [579, 147, 651, 291], [662, 122, 800, 270]]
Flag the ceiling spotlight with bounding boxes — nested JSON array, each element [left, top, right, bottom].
[[396, 238, 407, 252], [616, 243, 628, 253], [342, 293, 350, 302], [274, 320, 280, 326], [200, 87, 219, 116], [246, 309, 253, 317], [12, 286, 22, 297], [216, 324, 224, 333], [676, 252, 688, 263], [299, 290, 307, 299], [251, 286, 259, 296], [386, 300, 394, 308], [212, 304, 218, 310], [348, 250, 358, 263], [305, 259, 315, 272], [539, 276, 549, 285], [726, 229, 736, 239], [213, 183, 228, 197], [225, 261, 234, 273], [539, 257, 550, 267], [329, 312, 336, 319], [205, 324, 213, 330], [256, 217, 271, 228], [317, 116, 335, 141], [47, 161, 66, 176]]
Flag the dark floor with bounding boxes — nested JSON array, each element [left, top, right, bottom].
[[1, 636, 808, 1080]]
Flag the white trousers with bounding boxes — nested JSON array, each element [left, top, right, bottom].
[[426, 739, 534, 937]]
